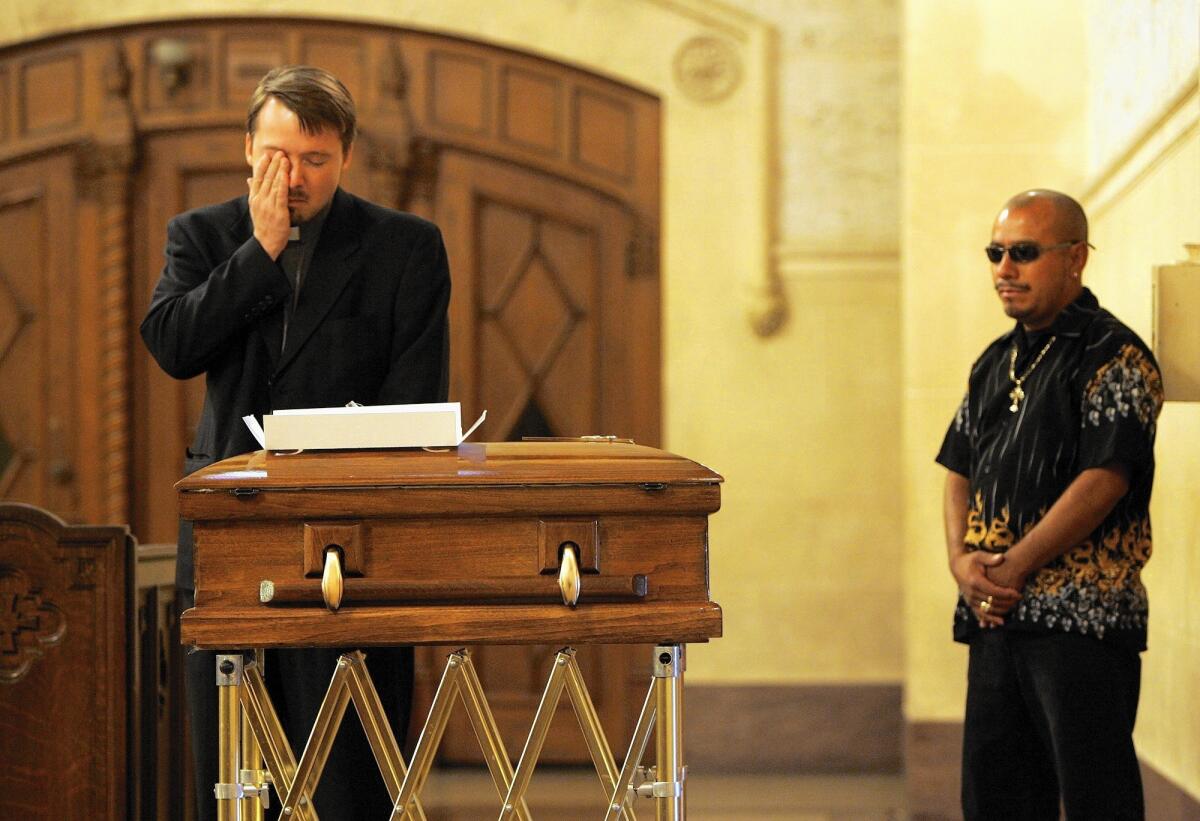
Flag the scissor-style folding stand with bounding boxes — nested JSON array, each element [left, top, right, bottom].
[[211, 643, 687, 820]]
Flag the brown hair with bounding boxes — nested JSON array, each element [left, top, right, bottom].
[[246, 66, 357, 152]]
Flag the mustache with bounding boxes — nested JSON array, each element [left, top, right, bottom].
[[288, 189, 308, 200], [995, 282, 1029, 292]]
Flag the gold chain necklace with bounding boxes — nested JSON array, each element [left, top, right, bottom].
[[1007, 336, 1056, 412]]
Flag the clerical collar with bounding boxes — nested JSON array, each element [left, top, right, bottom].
[[288, 201, 332, 245]]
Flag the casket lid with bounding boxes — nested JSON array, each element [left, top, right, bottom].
[[177, 441, 722, 492]]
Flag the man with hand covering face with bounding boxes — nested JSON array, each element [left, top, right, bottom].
[[141, 65, 450, 821]]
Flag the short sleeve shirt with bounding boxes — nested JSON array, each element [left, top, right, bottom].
[[936, 288, 1164, 651]]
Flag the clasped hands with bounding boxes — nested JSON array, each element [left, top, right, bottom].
[[248, 150, 292, 260], [951, 549, 1028, 628]]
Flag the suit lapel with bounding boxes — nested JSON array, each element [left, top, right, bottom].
[[226, 200, 285, 369], [273, 189, 362, 377]]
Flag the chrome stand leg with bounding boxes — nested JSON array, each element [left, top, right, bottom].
[[215, 654, 243, 821], [654, 645, 685, 820]]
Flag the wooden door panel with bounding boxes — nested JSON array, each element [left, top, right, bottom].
[[439, 150, 657, 443], [132, 129, 248, 545], [432, 150, 658, 764], [0, 155, 79, 519]]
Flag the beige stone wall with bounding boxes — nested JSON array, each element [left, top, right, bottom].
[[901, 0, 1088, 720], [1089, 124, 1200, 803], [700, 0, 903, 684], [3, 1, 905, 686], [1085, 0, 1200, 175], [1083, 3, 1200, 796]]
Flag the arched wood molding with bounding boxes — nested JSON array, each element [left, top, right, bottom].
[[0, 1, 781, 336]]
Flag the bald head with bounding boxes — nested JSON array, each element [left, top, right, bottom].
[[999, 189, 1088, 244]]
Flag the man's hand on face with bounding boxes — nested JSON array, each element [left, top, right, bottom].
[[248, 151, 291, 260]]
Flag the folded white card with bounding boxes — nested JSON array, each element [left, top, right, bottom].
[[249, 402, 486, 450]]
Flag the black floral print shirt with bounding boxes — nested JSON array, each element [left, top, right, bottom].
[[937, 288, 1164, 651]]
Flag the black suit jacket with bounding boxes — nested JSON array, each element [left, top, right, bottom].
[[141, 187, 450, 587]]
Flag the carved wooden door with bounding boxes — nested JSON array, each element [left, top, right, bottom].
[[0, 155, 83, 521], [426, 151, 659, 763]]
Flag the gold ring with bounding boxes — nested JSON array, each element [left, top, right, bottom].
[[979, 600, 991, 613]]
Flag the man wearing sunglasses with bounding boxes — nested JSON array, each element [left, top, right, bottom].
[[936, 190, 1163, 819]]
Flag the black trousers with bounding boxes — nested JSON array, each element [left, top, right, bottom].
[[181, 590, 414, 821], [962, 629, 1143, 820]]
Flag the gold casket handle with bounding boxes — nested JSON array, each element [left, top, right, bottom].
[[558, 543, 581, 607], [322, 547, 344, 612]]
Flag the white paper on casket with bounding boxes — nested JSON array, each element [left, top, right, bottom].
[[252, 402, 486, 450]]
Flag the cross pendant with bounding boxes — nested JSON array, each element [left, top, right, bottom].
[[1008, 384, 1024, 412]]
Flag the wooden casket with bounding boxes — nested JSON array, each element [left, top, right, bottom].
[[177, 442, 723, 649]]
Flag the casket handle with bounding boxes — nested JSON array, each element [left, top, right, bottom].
[[321, 547, 344, 612], [259, 574, 647, 606], [559, 543, 581, 607]]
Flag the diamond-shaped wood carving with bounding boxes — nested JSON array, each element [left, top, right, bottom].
[[0, 264, 33, 367], [509, 400, 555, 440], [481, 217, 590, 439], [0, 264, 33, 496], [0, 427, 13, 481], [497, 251, 578, 373], [0, 422, 27, 498]]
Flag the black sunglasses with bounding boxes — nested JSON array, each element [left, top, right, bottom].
[[984, 240, 1092, 264]]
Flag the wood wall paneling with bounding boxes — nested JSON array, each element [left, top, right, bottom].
[[572, 88, 635, 182], [399, 34, 660, 221], [19, 50, 82, 135], [143, 32, 211, 113], [500, 67, 561, 155], [298, 33, 367, 101], [222, 31, 288, 107], [0, 156, 79, 521], [372, 40, 410, 119], [429, 50, 490, 134]]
